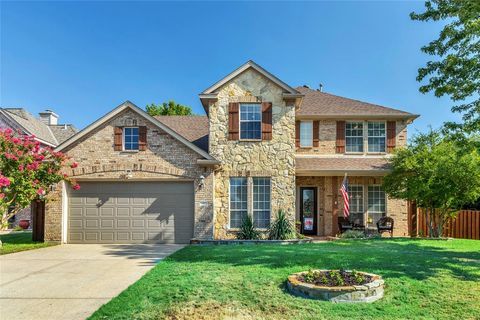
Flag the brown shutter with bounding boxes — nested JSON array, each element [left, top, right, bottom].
[[261, 102, 272, 140], [114, 127, 123, 151], [313, 121, 319, 147], [336, 121, 345, 153], [139, 126, 147, 151], [295, 121, 300, 147], [387, 121, 396, 153], [228, 103, 239, 140]]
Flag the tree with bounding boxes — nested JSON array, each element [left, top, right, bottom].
[[0, 129, 79, 230], [383, 130, 480, 237], [145, 100, 193, 116], [411, 0, 480, 134]]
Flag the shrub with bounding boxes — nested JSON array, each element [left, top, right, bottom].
[[339, 230, 365, 239], [268, 210, 295, 240], [236, 215, 260, 240]]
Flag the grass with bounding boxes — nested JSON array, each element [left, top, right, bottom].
[[0, 232, 57, 255], [90, 239, 480, 320]]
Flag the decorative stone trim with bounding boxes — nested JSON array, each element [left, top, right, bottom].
[[69, 165, 193, 178], [190, 238, 313, 245], [287, 270, 384, 303]]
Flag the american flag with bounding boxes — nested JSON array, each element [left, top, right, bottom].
[[340, 174, 349, 218]]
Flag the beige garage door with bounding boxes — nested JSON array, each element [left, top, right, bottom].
[[68, 181, 194, 244]]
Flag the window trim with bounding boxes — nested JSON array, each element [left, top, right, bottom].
[[228, 176, 272, 230], [345, 121, 364, 154], [366, 121, 387, 154], [252, 177, 272, 229], [239, 103, 262, 141], [299, 121, 314, 148], [367, 184, 387, 226], [228, 177, 248, 229], [123, 126, 140, 152]]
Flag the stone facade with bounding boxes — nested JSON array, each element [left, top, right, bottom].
[[44, 109, 214, 242], [208, 68, 296, 239], [296, 176, 408, 237], [296, 120, 408, 154]]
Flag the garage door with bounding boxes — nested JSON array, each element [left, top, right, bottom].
[[68, 181, 194, 244]]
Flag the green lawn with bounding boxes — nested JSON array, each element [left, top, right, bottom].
[[91, 239, 480, 320], [0, 232, 57, 255]]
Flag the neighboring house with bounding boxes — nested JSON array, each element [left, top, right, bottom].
[[44, 61, 418, 244], [0, 108, 77, 227]]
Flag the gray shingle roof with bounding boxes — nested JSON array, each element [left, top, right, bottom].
[[0, 108, 77, 146], [296, 86, 417, 119], [155, 115, 209, 152]]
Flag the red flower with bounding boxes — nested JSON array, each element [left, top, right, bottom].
[[71, 162, 78, 169], [0, 193, 5, 199], [18, 164, 24, 171], [36, 188, 45, 196], [72, 184, 81, 190], [0, 176, 10, 187]]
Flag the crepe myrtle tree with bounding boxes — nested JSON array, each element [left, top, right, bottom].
[[0, 128, 80, 230], [383, 130, 480, 237]]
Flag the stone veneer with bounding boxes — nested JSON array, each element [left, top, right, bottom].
[[296, 176, 408, 237], [296, 120, 408, 154], [208, 68, 296, 239], [44, 109, 214, 242]]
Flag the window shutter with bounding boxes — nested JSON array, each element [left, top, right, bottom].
[[228, 103, 239, 140], [139, 126, 147, 151], [313, 121, 319, 147], [261, 102, 272, 140], [114, 127, 123, 151], [295, 121, 300, 147], [336, 121, 345, 153], [387, 121, 396, 153]]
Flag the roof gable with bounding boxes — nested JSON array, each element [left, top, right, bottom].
[[55, 101, 215, 160], [201, 60, 300, 95]]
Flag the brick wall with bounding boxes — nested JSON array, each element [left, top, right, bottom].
[[44, 109, 214, 242]]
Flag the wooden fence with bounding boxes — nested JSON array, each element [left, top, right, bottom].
[[410, 207, 480, 240]]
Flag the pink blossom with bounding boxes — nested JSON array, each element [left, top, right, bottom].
[[4, 128, 13, 135], [36, 188, 45, 196], [18, 164, 24, 171], [0, 193, 5, 199], [72, 184, 81, 191], [0, 176, 11, 187], [12, 138, 20, 144], [4, 153, 18, 161], [26, 162, 40, 171], [71, 162, 78, 169]]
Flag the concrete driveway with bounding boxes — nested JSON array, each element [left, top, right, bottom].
[[0, 244, 184, 320]]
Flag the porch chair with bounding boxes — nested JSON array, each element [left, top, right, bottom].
[[376, 216, 394, 237], [337, 217, 353, 234]]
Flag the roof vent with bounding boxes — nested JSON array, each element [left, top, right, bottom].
[[318, 83, 324, 92], [303, 85, 310, 88], [39, 109, 59, 125]]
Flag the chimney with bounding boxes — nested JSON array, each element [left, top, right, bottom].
[[39, 109, 59, 125], [318, 83, 324, 92]]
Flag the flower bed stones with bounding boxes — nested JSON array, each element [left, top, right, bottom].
[[287, 270, 384, 303]]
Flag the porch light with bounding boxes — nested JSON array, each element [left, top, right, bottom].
[[198, 175, 205, 189]]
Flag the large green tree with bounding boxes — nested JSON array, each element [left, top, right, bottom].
[[146, 100, 193, 116], [383, 130, 480, 237], [411, 0, 480, 133]]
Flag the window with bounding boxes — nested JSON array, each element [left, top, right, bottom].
[[124, 127, 139, 151], [367, 122, 386, 153], [229, 178, 248, 228], [300, 121, 313, 147], [348, 185, 364, 225], [346, 122, 364, 152], [253, 177, 271, 228], [240, 104, 261, 140], [368, 185, 386, 226]]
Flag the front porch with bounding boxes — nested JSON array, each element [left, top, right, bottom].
[[295, 175, 409, 237]]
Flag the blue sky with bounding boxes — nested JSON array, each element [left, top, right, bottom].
[[1, 1, 460, 135]]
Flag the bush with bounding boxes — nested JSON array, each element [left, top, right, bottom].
[[236, 215, 260, 240], [339, 230, 365, 239], [268, 210, 295, 240]]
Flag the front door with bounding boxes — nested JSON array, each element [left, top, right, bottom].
[[300, 187, 317, 235]]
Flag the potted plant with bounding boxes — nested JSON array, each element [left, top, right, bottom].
[[19, 219, 30, 230]]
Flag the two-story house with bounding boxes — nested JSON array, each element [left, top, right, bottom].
[[43, 61, 417, 243]]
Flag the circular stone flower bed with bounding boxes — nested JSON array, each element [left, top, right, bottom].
[[287, 270, 384, 303]]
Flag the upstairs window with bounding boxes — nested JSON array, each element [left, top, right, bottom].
[[368, 122, 386, 153], [346, 122, 364, 153], [240, 104, 262, 140], [300, 121, 313, 147], [124, 127, 139, 151]]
